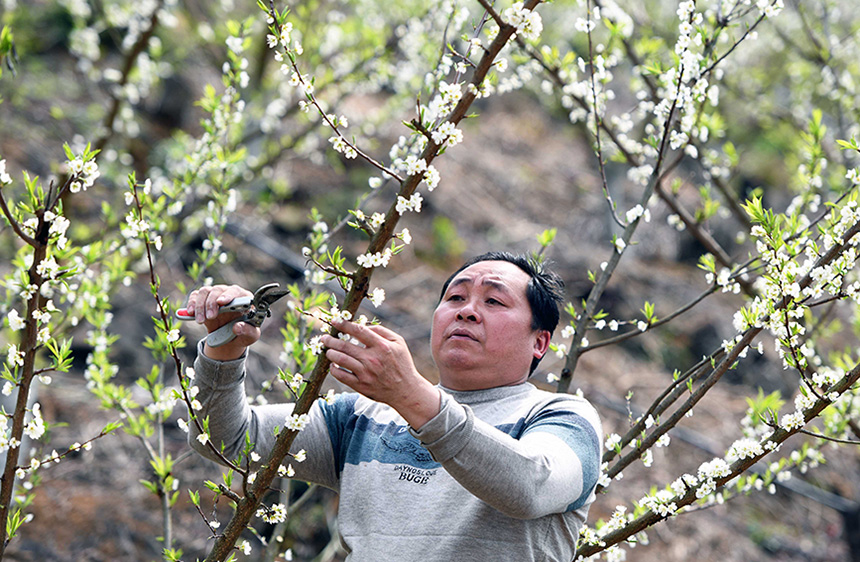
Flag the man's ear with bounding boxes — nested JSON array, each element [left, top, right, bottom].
[[533, 330, 551, 360]]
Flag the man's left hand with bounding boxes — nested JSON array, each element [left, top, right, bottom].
[[322, 320, 440, 428]]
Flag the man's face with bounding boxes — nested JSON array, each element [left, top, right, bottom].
[[430, 260, 550, 390]]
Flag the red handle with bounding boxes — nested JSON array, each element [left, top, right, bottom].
[[175, 308, 194, 320]]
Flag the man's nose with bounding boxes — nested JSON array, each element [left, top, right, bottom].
[[456, 301, 480, 322]]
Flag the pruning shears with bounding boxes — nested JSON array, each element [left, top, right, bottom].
[[176, 283, 290, 347]]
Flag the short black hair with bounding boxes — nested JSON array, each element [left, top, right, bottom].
[[439, 251, 565, 374]]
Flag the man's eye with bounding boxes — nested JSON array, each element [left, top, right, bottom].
[[447, 294, 464, 301], [486, 298, 502, 305]]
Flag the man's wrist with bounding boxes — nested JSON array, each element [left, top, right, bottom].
[[203, 341, 247, 362], [397, 382, 442, 430]]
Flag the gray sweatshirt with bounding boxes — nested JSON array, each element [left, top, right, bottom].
[[190, 342, 602, 562]]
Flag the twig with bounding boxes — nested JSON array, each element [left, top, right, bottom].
[[581, 284, 718, 352], [92, 0, 165, 158], [0, 188, 37, 247], [268, 1, 402, 183], [795, 428, 860, 446], [129, 179, 245, 475], [585, 0, 624, 227], [558, 20, 689, 393], [701, 8, 771, 77], [0, 241, 46, 555]]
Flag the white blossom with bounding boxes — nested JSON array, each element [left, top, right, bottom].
[[503, 2, 543, 41], [726, 438, 763, 462], [287, 413, 310, 431], [780, 411, 805, 431], [605, 433, 621, 451], [423, 166, 441, 190], [356, 249, 393, 268], [6, 344, 24, 368], [641, 449, 653, 468], [24, 403, 45, 440], [405, 155, 427, 176], [304, 335, 324, 355], [370, 288, 385, 308], [7, 310, 25, 332], [698, 458, 730, 480], [258, 503, 287, 524], [0, 159, 12, 184], [36, 257, 60, 279], [625, 205, 644, 223], [395, 193, 423, 215]]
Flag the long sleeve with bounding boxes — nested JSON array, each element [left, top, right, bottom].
[[187, 353, 599, 561], [409, 387, 602, 520], [187, 340, 339, 490]]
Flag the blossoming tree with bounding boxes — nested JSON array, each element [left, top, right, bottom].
[[1, 0, 860, 560]]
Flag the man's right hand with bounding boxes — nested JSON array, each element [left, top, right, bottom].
[[185, 284, 260, 361]]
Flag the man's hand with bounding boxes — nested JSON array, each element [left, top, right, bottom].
[[322, 319, 441, 429], [184, 284, 260, 361]]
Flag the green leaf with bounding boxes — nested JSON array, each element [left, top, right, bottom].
[[163, 547, 184, 562], [745, 388, 784, 425], [6, 508, 23, 539], [102, 420, 124, 434], [697, 253, 716, 273], [140, 479, 158, 494], [641, 301, 656, 321], [836, 137, 859, 151], [0, 26, 12, 53], [537, 228, 557, 248]]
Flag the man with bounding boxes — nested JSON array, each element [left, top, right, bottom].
[[187, 252, 602, 561]]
